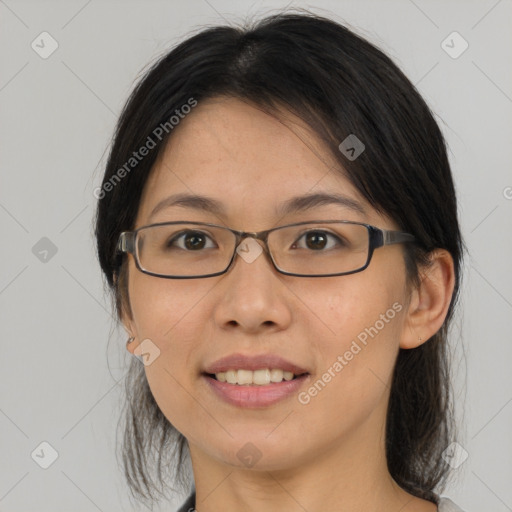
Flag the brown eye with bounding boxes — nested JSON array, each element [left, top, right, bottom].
[[167, 231, 216, 251], [292, 230, 346, 251]]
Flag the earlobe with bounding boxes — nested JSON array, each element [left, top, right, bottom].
[[126, 335, 137, 354], [121, 315, 138, 354], [400, 249, 455, 349], [120, 311, 137, 354]]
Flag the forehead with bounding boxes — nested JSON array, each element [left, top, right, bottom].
[[156, 96, 341, 178], [136, 97, 387, 229]]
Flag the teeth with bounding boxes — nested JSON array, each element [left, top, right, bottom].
[[254, 369, 271, 385], [214, 369, 298, 385]]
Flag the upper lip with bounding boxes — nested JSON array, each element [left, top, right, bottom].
[[203, 353, 309, 375]]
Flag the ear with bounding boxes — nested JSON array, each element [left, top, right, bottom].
[[120, 300, 139, 355], [113, 270, 139, 355], [122, 320, 139, 355], [400, 249, 455, 349]]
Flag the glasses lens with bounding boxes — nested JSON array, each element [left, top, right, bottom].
[[268, 222, 370, 276], [135, 222, 370, 277], [136, 224, 236, 277]]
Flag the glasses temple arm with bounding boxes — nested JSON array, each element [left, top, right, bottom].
[[116, 232, 136, 254], [381, 230, 416, 246]]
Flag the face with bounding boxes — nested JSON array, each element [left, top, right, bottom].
[[124, 96, 413, 472]]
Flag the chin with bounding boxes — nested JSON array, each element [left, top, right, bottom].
[[203, 433, 302, 470]]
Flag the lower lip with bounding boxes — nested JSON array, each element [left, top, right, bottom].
[[203, 374, 309, 408]]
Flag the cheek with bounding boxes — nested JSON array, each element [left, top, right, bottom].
[[128, 264, 205, 339], [126, 268, 212, 432], [299, 278, 405, 420], [312, 271, 405, 344]]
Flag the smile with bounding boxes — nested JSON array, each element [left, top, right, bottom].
[[212, 368, 305, 386], [202, 372, 310, 408]]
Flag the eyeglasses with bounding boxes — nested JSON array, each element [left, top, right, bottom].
[[116, 220, 416, 279]]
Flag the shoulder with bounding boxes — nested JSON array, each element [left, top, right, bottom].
[[174, 493, 467, 512], [176, 491, 464, 512], [175, 491, 196, 512], [438, 497, 466, 512]]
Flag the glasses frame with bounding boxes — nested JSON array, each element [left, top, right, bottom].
[[116, 220, 416, 279]]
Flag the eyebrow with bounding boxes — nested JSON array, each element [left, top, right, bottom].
[[148, 191, 366, 221]]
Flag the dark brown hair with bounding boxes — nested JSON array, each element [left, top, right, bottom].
[[95, 10, 464, 508]]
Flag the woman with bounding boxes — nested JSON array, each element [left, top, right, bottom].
[[95, 11, 466, 512]]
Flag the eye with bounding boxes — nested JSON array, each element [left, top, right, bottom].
[[292, 230, 347, 251], [167, 230, 217, 251]]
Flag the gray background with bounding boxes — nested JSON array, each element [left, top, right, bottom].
[[1, 1, 511, 511]]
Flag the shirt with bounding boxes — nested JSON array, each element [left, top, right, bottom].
[[175, 492, 465, 511]]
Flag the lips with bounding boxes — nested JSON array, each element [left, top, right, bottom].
[[203, 353, 309, 375], [204, 373, 310, 408]]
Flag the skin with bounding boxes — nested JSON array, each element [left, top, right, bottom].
[[123, 97, 455, 512]]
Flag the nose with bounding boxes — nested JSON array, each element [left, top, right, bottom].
[[234, 236, 269, 266], [213, 236, 292, 333]]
